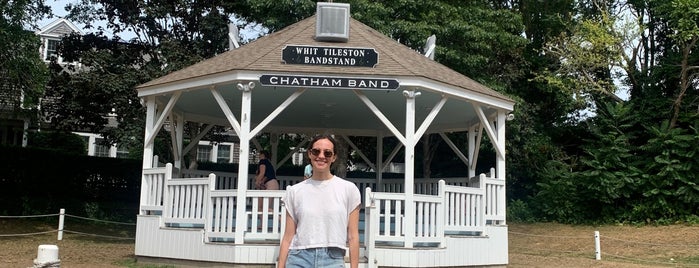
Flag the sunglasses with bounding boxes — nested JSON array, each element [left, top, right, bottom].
[[309, 148, 334, 158]]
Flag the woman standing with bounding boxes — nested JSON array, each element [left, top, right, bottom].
[[255, 150, 279, 190], [278, 135, 361, 268]]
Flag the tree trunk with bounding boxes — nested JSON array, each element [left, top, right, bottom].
[[670, 37, 698, 128]]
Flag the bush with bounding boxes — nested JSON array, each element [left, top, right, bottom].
[[27, 131, 86, 154], [0, 146, 141, 221]]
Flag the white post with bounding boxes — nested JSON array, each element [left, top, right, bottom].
[[142, 97, 156, 169], [496, 110, 507, 224], [365, 187, 377, 268], [402, 89, 419, 248], [467, 124, 476, 179], [595, 231, 601, 260], [34, 244, 60, 267], [234, 82, 254, 244], [57, 208, 65, 241]]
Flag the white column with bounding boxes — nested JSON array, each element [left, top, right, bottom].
[[403, 89, 419, 248], [174, 113, 184, 169], [468, 124, 476, 178], [142, 97, 156, 168], [234, 82, 254, 244], [496, 110, 507, 224]]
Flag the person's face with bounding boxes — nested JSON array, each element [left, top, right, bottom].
[[308, 138, 336, 171]]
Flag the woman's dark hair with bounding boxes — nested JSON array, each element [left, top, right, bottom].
[[307, 134, 337, 152], [259, 150, 271, 159]]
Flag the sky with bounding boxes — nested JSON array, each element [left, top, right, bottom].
[[37, 0, 265, 42], [37, 0, 137, 39]]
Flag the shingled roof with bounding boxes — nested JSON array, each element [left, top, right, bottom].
[[137, 15, 511, 103]]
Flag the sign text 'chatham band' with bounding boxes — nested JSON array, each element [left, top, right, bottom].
[[282, 45, 379, 67], [260, 75, 399, 90]]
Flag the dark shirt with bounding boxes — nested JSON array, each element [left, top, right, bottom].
[[258, 158, 276, 182]]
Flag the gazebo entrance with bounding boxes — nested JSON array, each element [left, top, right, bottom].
[[135, 2, 513, 267]]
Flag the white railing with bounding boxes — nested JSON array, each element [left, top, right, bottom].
[[162, 174, 213, 226], [140, 165, 506, 247], [363, 171, 505, 252], [484, 171, 506, 224], [205, 188, 286, 242], [140, 164, 171, 214], [179, 169, 304, 190], [442, 177, 485, 233]]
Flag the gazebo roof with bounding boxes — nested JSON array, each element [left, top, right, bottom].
[[136, 15, 514, 136]]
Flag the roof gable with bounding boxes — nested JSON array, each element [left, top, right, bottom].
[[138, 15, 512, 103], [36, 18, 82, 37]]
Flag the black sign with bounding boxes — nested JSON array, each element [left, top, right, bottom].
[[260, 75, 399, 91], [282, 45, 379, 67]]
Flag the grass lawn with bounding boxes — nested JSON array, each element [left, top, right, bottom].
[[1, 219, 698, 267]]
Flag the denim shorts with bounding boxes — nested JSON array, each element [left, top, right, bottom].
[[285, 247, 346, 268]]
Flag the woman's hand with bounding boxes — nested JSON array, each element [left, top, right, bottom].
[[255, 179, 265, 190]]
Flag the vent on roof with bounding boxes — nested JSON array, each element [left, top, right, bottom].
[[315, 2, 350, 42]]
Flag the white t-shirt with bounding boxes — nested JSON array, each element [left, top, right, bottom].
[[283, 175, 361, 250]]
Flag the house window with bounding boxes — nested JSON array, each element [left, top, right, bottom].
[[217, 145, 231, 163], [116, 145, 129, 158], [197, 145, 212, 162], [46, 39, 59, 60], [94, 138, 110, 157]]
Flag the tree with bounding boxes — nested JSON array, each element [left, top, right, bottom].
[[658, 0, 699, 128], [43, 0, 252, 153], [0, 0, 51, 119]]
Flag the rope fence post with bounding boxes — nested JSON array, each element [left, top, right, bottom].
[[594, 230, 601, 260], [57, 209, 65, 241]]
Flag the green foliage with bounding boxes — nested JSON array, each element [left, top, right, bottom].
[[0, 0, 51, 117], [27, 131, 86, 155], [507, 199, 536, 223], [532, 159, 586, 223], [634, 121, 699, 221], [0, 146, 141, 220]]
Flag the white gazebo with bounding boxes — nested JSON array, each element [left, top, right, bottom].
[[134, 3, 513, 267]]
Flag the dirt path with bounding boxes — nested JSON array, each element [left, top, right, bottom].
[[2, 220, 698, 267]]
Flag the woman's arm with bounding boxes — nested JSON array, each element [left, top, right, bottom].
[[347, 206, 360, 268], [278, 212, 296, 268]]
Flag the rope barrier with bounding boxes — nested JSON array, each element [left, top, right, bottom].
[[600, 235, 699, 247], [64, 214, 136, 225], [508, 230, 589, 239], [603, 252, 699, 267], [0, 230, 57, 237], [61, 230, 134, 240], [0, 214, 59, 218], [3, 210, 698, 266], [510, 245, 588, 255], [510, 229, 699, 267], [0, 209, 135, 241]]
